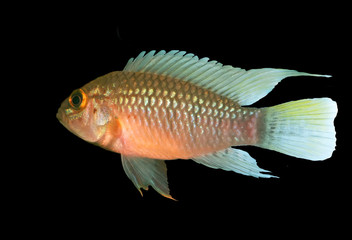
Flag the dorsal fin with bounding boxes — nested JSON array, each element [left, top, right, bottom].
[[123, 50, 331, 106]]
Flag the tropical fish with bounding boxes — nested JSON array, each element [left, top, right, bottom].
[[57, 50, 337, 200]]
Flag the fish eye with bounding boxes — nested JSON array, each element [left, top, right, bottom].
[[69, 89, 87, 110]]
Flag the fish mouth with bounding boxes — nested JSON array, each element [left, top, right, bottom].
[[56, 109, 67, 128], [56, 110, 63, 123], [56, 111, 62, 122]]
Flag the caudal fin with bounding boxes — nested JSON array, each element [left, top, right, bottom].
[[257, 98, 337, 160]]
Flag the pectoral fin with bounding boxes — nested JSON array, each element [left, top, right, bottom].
[[121, 155, 175, 200]]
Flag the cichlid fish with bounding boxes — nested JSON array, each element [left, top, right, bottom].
[[57, 50, 337, 200]]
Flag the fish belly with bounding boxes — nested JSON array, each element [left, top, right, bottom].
[[113, 72, 261, 159]]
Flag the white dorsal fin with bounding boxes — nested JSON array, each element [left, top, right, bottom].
[[123, 50, 331, 106]]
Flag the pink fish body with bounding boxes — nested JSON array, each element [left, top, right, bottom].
[[57, 50, 337, 199]]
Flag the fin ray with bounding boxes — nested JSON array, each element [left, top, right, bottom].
[[193, 148, 276, 178], [121, 155, 175, 200], [257, 98, 337, 160], [123, 50, 331, 105]]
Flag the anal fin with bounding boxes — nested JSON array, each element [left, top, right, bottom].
[[193, 148, 277, 178], [121, 155, 175, 200]]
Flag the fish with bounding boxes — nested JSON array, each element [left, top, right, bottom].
[[57, 50, 338, 200]]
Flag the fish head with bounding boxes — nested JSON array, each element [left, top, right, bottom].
[[57, 88, 110, 143]]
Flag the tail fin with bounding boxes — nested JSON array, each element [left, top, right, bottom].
[[257, 98, 337, 160]]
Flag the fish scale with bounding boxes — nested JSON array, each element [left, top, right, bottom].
[[101, 71, 259, 159], [57, 50, 336, 199]]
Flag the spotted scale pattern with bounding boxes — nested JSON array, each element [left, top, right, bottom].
[[99, 71, 261, 159]]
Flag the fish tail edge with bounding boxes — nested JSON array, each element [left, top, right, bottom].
[[256, 98, 337, 160]]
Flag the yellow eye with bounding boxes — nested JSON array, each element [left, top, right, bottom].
[[69, 89, 87, 110]]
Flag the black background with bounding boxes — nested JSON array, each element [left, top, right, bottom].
[[14, 4, 349, 238]]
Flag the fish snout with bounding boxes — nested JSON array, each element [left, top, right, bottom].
[[56, 108, 65, 125]]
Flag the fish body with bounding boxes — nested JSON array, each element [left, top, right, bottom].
[[84, 71, 260, 159], [57, 50, 337, 199]]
